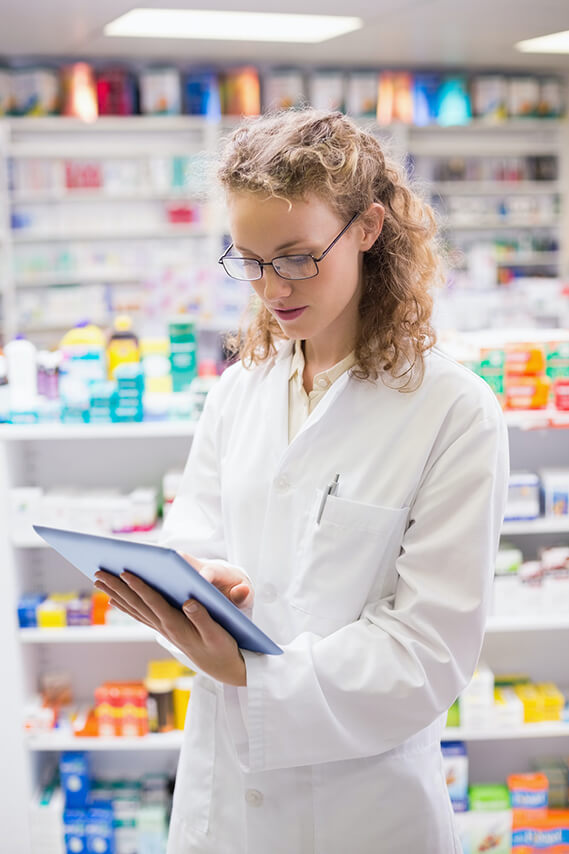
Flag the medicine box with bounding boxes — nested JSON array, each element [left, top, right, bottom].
[[441, 741, 469, 811]]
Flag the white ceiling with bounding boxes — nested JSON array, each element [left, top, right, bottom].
[[0, 0, 569, 72]]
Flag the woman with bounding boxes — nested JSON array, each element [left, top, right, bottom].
[[95, 109, 509, 853]]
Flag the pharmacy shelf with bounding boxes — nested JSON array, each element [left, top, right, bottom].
[[19, 625, 158, 644], [11, 225, 208, 242], [486, 615, 569, 633], [27, 731, 184, 751], [1, 412, 566, 440], [0, 421, 197, 440], [504, 409, 569, 430], [431, 181, 561, 195], [18, 615, 569, 643], [11, 190, 201, 203], [494, 252, 559, 266], [28, 723, 569, 750], [15, 270, 147, 287], [4, 115, 214, 133], [443, 722, 569, 741], [501, 517, 569, 535], [443, 217, 561, 230], [12, 526, 163, 548]]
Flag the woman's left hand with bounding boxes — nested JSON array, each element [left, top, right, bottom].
[[93, 568, 247, 687]]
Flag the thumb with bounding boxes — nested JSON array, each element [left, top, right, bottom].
[[229, 582, 253, 610]]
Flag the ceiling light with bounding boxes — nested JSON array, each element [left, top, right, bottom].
[[515, 30, 569, 53], [104, 8, 363, 43]]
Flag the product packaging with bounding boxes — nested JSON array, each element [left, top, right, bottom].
[[61, 63, 98, 122], [508, 76, 540, 118], [140, 338, 172, 394], [183, 70, 221, 117], [96, 67, 137, 115], [459, 663, 495, 729], [10, 67, 60, 115], [376, 71, 413, 124], [308, 70, 345, 112], [345, 71, 379, 118], [60, 752, 91, 809], [508, 772, 549, 815], [505, 375, 550, 410], [493, 687, 525, 728], [0, 69, 12, 114], [540, 469, 569, 517], [139, 67, 181, 114], [173, 673, 194, 730], [107, 315, 140, 380], [538, 77, 565, 118], [470, 75, 508, 121], [504, 473, 541, 521], [437, 76, 472, 126], [412, 73, 440, 126], [263, 69, 305, 111], [169, 319, 198, 392], [220, 67, 260, 115], [441, 741, 469, 811]]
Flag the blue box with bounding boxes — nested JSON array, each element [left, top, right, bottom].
[[86, 802, 115, 854], [17, 594, 46, 628], [63, 808, 87, 854], [60, 752, 91, 809]]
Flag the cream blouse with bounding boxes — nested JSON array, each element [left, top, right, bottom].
[[288, 339, 356, 442]]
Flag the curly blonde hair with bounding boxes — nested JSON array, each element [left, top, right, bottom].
[[217, 108, 445, 389]]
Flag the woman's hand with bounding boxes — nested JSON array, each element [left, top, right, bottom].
[[93, 553, 252, 687]]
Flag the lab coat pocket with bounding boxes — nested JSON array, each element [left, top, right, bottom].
[[292, 492, 409, 627], [171, 681, 217, 838]]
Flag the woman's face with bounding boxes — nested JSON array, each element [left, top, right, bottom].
[[226, 192, 376, 357]]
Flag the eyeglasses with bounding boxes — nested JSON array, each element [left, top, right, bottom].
[[218, 212, 359, 282]]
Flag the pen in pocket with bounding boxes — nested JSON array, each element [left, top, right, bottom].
[[316, 474, 340, 524]]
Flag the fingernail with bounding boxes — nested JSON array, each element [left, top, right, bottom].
[[184, 601, 198, 614]]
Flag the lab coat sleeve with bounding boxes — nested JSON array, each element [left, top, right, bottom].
[[154, 367, 253, 669], [229, 412, 509, 772]]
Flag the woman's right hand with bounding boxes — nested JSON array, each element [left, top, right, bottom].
[[178, 553, 254, 611]]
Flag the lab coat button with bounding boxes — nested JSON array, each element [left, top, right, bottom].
[[260, 583, 277, 603], [245, 789, 264, 807], [275, 475, 290, 492]]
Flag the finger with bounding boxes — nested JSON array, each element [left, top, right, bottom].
[[121, 572, 192, 635], [182, 598, 225, 645], [229, 582, 253, 609], [178, 552, 204, 572], [94, 576, 159, 627]]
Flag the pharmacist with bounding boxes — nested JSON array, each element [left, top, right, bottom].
[[95, 109, 509, 854]]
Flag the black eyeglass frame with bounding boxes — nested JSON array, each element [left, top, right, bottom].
[[218, 212, 360, 281]]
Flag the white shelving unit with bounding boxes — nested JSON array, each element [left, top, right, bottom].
[[1, 410, 568, 853], [1, 116, 569, 851], [0, 115, 239, 347]]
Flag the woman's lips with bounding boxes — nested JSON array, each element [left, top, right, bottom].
[[273, 306, 308, 321]]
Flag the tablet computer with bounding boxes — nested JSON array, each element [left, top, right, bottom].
[[33, 524, 282, 656]]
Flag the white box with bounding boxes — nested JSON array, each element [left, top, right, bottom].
[[540, 469, 569, 518]]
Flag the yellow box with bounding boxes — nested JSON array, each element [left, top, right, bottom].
[[535, 683, 565, 722], [37, 599, 67, 628], [173, 675, 194, 730], [514, 684, 545, 723]]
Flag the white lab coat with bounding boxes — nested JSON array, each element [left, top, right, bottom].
[[158, 339, 509, 854]]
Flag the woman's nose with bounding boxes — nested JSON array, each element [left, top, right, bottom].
[[263, 266, 293, 301]]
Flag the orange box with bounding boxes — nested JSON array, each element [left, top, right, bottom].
[[508, 772, 549, 815], [505, 344, 546, 376], [505, 375, 550, 410]]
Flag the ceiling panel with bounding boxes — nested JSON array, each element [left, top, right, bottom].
[[0, 0, 568, 70]]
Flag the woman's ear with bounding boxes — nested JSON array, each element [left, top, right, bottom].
[[359, 203, 385, 251]]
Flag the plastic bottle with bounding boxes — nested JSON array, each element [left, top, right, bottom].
[[107, 315, 140, 380], [0, 355, 9, 422], [5, 335, 38, 409]]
